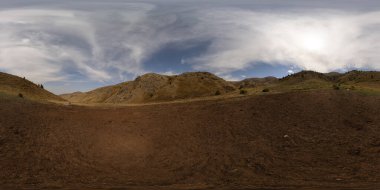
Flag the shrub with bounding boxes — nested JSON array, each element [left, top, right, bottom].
[[18, 93, 23, 98], [215, 90, 221, 95], [240, 89, 247, 94], [262, 88, 269, 92], [332, 84, 340, 90]]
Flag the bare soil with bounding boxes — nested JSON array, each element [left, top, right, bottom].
[[1, 90, 380, 189]]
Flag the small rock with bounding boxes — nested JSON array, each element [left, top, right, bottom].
[[348, 148, 361, 156]]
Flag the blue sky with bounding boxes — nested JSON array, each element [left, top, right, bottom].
[[0, 0, 379, 93]]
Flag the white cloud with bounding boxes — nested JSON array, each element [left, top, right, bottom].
[[0, 1, 379, 91], [0, 9, 112, 83], [219, 74, 241, 81], [188, 9, 380, 74], [160, 71, 179, 76], [0, 46, 64, 82]]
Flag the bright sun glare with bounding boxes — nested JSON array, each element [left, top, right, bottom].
[[299, 32, 328, 53]]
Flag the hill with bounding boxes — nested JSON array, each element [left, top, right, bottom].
[[234, 77, 278, 88], [237, 70, 380, 95], [1, 90, 380, 189], [337, 70, 380, 83], [61, 72, 236, 104], [0, 72, 64, 102], [61, 70, 380, 104], [279, 71, 333, 83], [279, 70, 380, 84]]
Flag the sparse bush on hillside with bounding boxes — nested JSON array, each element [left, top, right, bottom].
[[18, 93, 23, 98], [262, 88, 269, 92], [215, 90, 221, 96], [240, 89, 247, 94], [332, 84, 340, 90], [224, 86, 236, 92]]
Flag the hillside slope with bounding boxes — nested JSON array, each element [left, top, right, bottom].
[[234, 77, 278, 88], [61, 72, 236, 103], [337, 70, 380, 83], [236, 70, 380, 95], [279, 70, 380, 84], [0, 72, 64, 102], [1, 90, 380, 189]]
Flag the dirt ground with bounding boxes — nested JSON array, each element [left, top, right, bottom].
[[1, 90, 380, 189]]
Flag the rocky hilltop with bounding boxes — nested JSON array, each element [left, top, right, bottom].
[[61, 72, 236, 103]]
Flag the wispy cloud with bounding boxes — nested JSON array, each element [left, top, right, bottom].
[[0, 1, 379, 93], [189, 9, 380, 74]]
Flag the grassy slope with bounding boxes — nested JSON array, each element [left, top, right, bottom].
[[239, 71, 380, 97], [59, 70, 380, 105], [61, 72, 236, 104], [0, 72, 64, 102]]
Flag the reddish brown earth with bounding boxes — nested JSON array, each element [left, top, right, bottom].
[[1, 90, 380, 189]]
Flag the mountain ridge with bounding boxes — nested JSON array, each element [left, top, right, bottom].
[[61, 72, 237, 103], [2, 70, 380, 104], [60, 70, 380, 103]]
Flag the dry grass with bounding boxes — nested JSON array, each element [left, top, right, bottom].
[[61, 72, 236, 104], [0, 72, 64, 102]]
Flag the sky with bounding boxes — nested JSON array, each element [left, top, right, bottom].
[[0, 0, 380, 94]]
